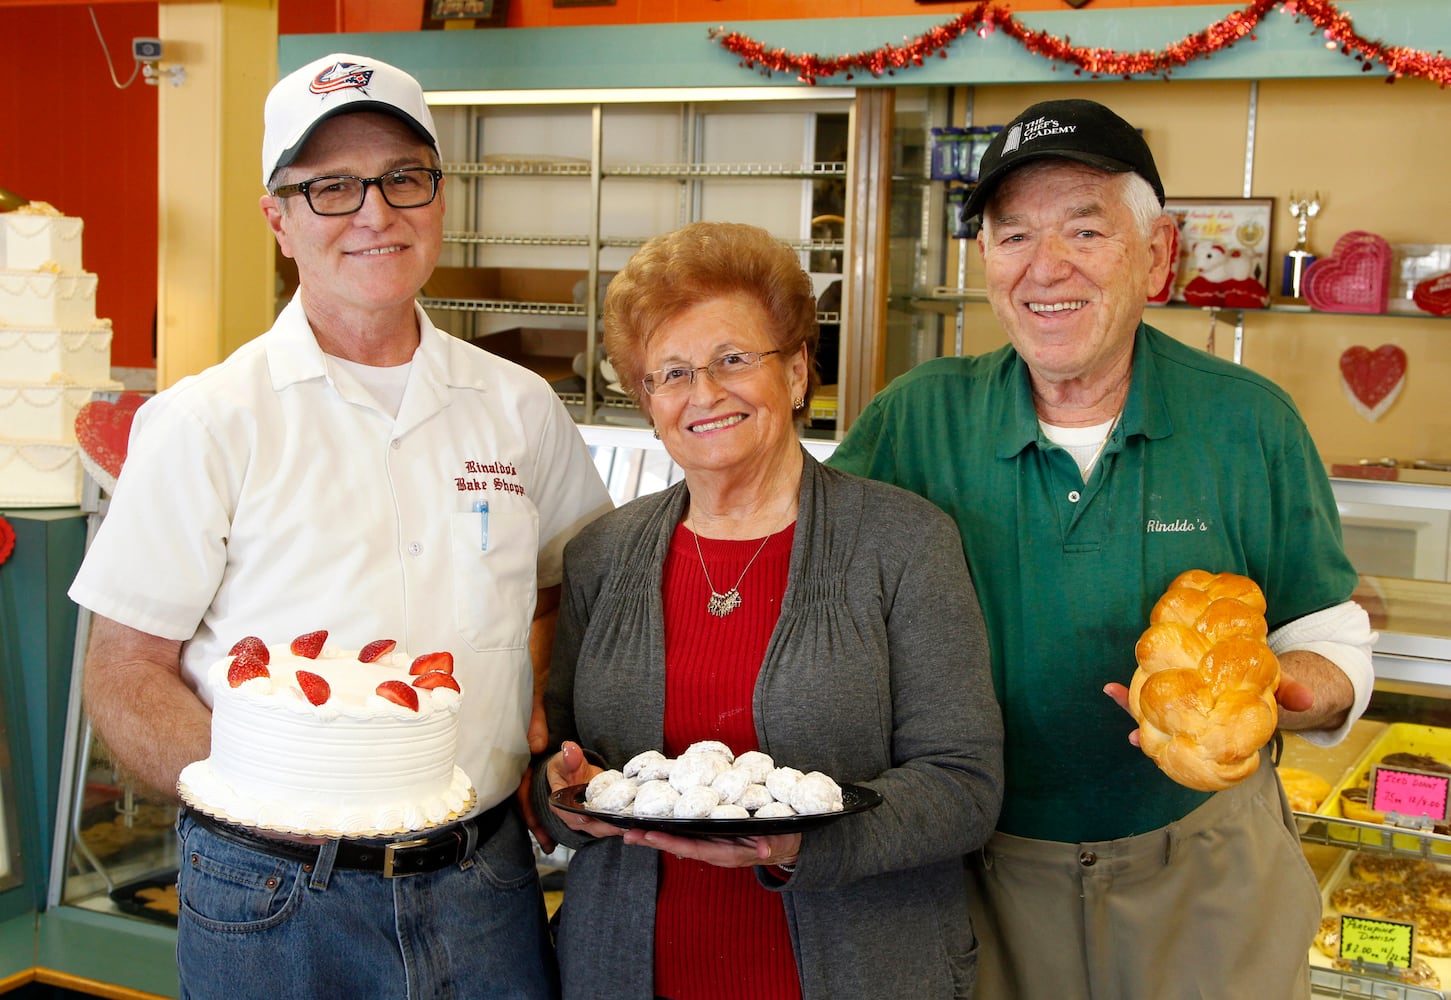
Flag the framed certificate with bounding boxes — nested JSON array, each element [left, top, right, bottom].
[[425, 0, 508, 26]]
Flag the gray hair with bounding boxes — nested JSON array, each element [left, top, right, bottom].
[[1120, 171, 1167, 238], [981, 162, 1166, 240]]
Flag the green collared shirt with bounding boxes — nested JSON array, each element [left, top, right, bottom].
[[829, 323, 1356, 841]]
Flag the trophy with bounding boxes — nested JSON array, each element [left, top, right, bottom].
[[0, 185, 28, 212], [1282, 192, 1321, 299]]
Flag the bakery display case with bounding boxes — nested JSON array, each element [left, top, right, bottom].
[[53, 718, 179, 928], [1283, 719, 1451, 998], [1276, 477, 1451, 998], [31, 486, 180, 995], [43, 478, 179, 933]]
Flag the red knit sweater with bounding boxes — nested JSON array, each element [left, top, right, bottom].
[[652, 520, 801, 1000]]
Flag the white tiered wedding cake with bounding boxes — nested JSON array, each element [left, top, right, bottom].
[[0, 202, 122, 506]]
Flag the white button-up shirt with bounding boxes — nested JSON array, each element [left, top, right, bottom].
[[71, 294, 612, 808]]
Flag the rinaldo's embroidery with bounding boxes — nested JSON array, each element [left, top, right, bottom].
[[1145, 518, 1208, 532], [455, 459, 525, 497]]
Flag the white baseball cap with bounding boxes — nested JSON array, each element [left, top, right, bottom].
[[262, 53, 439, 188]]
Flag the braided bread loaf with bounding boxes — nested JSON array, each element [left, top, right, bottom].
[[1128, 569, 1281, 792]]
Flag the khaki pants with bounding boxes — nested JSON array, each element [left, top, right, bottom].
[[966, 750, 1318, 1000]]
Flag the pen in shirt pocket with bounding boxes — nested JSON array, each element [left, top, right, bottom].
[[473, 500, 489, 551]]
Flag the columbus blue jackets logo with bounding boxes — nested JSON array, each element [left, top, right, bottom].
[[309, 62, 374, 96]]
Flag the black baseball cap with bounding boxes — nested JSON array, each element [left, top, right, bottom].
[[961, 99, 1164, 222]]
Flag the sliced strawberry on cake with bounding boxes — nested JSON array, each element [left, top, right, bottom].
[[295, 670, 331, 706], [375, 679, 420, 711], [228, 635, 270, 664], [412, 670, 461, 693], [227, 652, 269, 687], [290, 629, 328, 659], [358, 639, 397, 663], [409, 651, 454, 675]]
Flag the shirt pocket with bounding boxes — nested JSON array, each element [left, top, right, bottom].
[[450, 502, 539, 652]]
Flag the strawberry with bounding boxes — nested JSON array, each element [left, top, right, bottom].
[[358, 639, 397, 663], [376, 680, 420, 711], [290, 630, 328, 659], [227, 636, 270, 665], [227, 652, 270, 688], [412, 670, 461, 693], [409, 651, 454, 676], [295, 670, 331, 706]]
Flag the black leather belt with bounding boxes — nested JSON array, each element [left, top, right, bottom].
[[184, 800, 510, 878]]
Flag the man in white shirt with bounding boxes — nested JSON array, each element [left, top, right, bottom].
[[69, 52, 610, 999]]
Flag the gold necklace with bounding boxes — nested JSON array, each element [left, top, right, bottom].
[[691, 526, 773, 618], [1082, 410, 1123, 478]]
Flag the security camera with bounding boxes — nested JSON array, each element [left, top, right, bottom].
[[132, 37, 163, 62]]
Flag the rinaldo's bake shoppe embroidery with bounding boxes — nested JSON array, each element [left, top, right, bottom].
[[454, 459, 525, 496]]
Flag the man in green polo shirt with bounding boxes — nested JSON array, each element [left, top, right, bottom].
[[828, 99, 1374, 999]]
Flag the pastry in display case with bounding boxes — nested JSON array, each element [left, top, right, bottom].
[[59, 721, 178, 924], [1289, 723, 1451, 996]]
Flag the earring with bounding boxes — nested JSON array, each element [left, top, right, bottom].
[[652, 427, 660, 439], [792, 396, 804, 410]]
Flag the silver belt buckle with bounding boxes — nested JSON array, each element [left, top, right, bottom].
[[382, 837, 429, 878]]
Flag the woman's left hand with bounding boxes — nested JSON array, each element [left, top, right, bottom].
[[621, 828, 802, 870]]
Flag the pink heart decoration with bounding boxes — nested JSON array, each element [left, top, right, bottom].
[[74, 392, 146, 493], [1338, 344, 1407, 422], [1303, 231, 1392, 314]]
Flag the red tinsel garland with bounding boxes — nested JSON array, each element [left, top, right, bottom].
[[708, 0, 1451, 87]]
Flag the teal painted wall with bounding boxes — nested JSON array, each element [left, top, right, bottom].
[[280, 2, 1451, 90]]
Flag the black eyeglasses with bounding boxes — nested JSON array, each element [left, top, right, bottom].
[[270, 168, 443, 217], [641, 350, 781, 396]]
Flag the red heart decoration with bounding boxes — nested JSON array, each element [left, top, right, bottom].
[[1413, 271, 1451, 316], [0, 515, 14, 567], [74, 391, 146, 493], [1303, 231, 1392, 314], [1338, 344, 1407, 422]]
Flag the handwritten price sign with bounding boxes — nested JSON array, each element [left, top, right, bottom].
[[1339, 914, 1415, 970], [1370, 765, 1451, 821]]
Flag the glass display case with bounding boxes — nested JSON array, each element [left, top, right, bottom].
[[54, 716, 179, 928], [33, 487, 181, 996]]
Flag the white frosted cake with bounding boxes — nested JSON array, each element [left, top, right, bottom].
[[0, 328, 113, 384], [0, 202, 120, 507], [0, 270, 100, 328], [178, 634, 476, 838]]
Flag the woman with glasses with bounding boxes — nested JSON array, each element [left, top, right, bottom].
[[529, 221, 1004, 1000]]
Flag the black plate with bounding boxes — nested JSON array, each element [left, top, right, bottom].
[[110, 872, 180, 926], [550, 782, 881, 836]]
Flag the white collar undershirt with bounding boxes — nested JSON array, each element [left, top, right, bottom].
[[326, 354, 413, 419], [1041, 415, 1118, 481]]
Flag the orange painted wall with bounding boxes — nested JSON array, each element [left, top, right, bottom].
[[0, 2, 158, 368]]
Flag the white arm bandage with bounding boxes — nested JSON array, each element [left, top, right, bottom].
[[1267, 600, 1376, 747]]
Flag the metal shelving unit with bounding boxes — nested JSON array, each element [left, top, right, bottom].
[[425, 89, 854, 426]]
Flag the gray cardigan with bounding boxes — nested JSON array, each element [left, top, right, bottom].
[[531, 454, 1004, 1000]]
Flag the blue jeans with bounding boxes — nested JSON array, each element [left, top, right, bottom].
[[176, 809, 559, 1000]]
